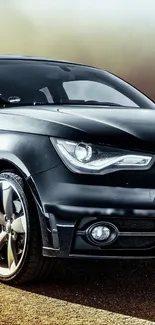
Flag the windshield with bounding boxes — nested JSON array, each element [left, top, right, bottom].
[[63, 80, 138, 107], [0, 59, 154, 109]]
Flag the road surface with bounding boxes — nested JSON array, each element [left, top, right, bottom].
[[0, 259, 155, 325]]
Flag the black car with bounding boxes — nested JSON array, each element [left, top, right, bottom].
[[0, 55, 155, 284]]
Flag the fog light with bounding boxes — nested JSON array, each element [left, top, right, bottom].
[[91, 226, 111, 241], [86, 222, 118, 246]]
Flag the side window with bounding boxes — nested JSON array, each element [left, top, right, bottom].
[[63, 80, 138, 107]]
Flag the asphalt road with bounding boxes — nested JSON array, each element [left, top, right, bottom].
[[1, 259, 155, 325]]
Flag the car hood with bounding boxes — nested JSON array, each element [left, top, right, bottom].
[[1, 105, 155, 152]]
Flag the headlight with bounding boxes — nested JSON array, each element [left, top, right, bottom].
[[51, 138, 153, 175]]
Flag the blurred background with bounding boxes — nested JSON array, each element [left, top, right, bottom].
[[0, 0, 155, 99]]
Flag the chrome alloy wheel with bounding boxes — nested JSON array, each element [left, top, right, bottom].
[[0, 180, 27, 277]]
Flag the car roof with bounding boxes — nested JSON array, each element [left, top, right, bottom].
[[0, 54, 98, 70]]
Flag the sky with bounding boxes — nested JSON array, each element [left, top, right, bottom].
[[1, 0, 155, 27], [14, 0, 155, 26]]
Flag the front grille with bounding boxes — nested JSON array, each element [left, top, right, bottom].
[[107, 218, 155, 232], [72, 215, 155, 256], [104, 236, 155, 249]]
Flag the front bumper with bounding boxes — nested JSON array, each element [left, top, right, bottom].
[[30, 166, 155, 259]]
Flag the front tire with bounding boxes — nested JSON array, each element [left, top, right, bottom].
[[0, 171, 51, 284]]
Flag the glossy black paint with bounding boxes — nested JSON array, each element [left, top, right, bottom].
[[1, 56, 155, 259], [1, 107, 155, 152]]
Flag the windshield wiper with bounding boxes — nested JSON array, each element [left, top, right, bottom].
[[84, 101, 124, 106], [0, 101, 58, 108], [0, 99, 124, 108], [0, 102, 73, 108]]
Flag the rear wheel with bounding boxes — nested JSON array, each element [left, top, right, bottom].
[[0, 171, 52, 284]]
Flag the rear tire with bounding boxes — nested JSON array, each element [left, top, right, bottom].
[[0, 171, 52, 284]]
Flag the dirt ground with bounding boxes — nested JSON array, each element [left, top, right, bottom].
[[0, 259, 155, 325]]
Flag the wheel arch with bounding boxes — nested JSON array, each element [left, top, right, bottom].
[[0, 151, 30, 178], [0, 153, 51, 249]]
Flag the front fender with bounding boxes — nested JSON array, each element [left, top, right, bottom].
[[0, 132, 61, 176]]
